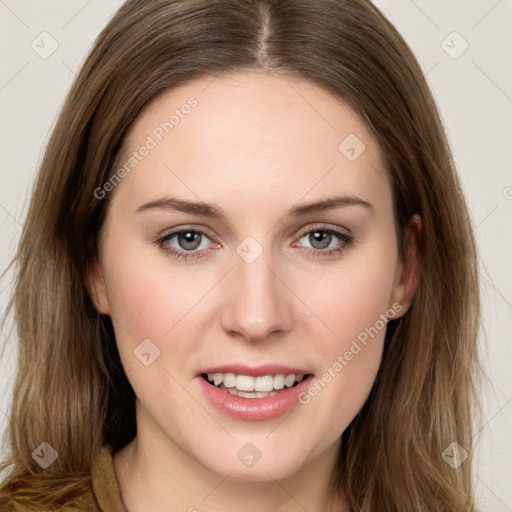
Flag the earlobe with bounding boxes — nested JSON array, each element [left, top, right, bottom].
[[390, 214, 421, 317], [86, 257, 111, 315]]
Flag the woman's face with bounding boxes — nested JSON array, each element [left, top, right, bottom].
[[90, 72, 417, 482]]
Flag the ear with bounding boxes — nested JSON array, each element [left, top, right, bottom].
[[389, 214, 421, 318], [86, 256, 111, 315]]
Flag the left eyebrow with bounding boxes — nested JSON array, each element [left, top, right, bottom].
[[135, 194, 374, 220], [286, 195, 374, 217]]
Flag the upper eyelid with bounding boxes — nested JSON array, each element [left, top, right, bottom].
[[296, 223, 352, 236]]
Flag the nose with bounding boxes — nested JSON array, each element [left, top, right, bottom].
[[220, 247, 293, 343]]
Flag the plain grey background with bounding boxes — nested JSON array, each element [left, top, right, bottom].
[[0, 1, 511, 510]]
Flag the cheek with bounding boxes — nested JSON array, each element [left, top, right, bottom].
[[101, 238, 215, 379], [102, 252, 208, 433], [297, 240, 398, 431], [312, 239, 398, 355], [103, 231, 212, 333]]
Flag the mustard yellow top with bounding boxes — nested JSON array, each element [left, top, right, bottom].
[[3, 445, 126, 511]]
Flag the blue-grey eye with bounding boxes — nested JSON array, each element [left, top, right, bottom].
[[176, 231, 203, 251]]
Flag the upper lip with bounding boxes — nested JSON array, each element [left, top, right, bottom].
[[198, 363, 313, 377]]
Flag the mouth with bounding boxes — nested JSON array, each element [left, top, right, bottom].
[[201, 372, 311, 399], [196, 364, 316, 420]]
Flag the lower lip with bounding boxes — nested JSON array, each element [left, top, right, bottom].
[[197, 375, 314, 421]]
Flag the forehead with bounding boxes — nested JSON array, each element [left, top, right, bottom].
[[111, 71, 390, 214]]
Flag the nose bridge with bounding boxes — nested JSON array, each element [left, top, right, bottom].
[[220, 240, 291, 341]]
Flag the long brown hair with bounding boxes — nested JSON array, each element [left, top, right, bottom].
[[0, 0, 481, 510]]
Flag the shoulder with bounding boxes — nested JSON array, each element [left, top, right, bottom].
[[0, 445, 118, 512], [0, 493, 98, 511], [0, 470, 99, 511], [1, 497, 97, 511]]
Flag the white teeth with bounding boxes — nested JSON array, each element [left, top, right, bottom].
[[238, 390, 258, 398], [255, 375, 274, 392], [217, 384, 283, 399], [236, 375, 255, 391], [205, 372, 306, 393], [273, 374, 285, 389], [284, 374, 296, 388], [223, 373, 236, 388]]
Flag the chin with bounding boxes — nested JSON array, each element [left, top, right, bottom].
[[189, 437, 314, 483]]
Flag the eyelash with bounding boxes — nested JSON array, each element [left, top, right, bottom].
[[154, 224, 355, 261]]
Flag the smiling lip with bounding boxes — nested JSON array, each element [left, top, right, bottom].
[[196, 363, 315, 421]]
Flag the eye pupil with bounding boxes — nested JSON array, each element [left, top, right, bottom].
[[310, 231, 331, 250]]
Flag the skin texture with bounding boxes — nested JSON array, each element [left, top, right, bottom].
[[89, 71, 420, 512]]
